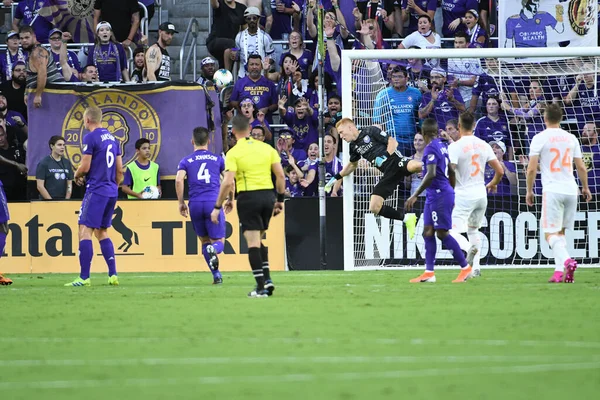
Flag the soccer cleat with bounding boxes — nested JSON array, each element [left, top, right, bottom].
[[108, 275, 119, 286], [248, 289, 269, 298], [466, 245, 479, 268], [452, 266, 473, 283], [64, 277, 91, 287], [564, 259, 578, 283], [206, 244, 219, 271], [548, 271, 564, 283], [404, 213, 417, 240], [213, 271, 223, 285], [409, 271, 436, 283], [0, 274, 13, 286], [264, 279, 275, 296], [472, 268, 481, 277]]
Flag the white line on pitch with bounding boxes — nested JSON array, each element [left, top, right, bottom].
[[1, 355, 596, 368], [0, 362, 598, 390], [1, 337, 599, 349]]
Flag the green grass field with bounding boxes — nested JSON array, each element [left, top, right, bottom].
[[1, 269, 599, 400]]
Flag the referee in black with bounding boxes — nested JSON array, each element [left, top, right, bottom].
[[211, 115, 286, 298]]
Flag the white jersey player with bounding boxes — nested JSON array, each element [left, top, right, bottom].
[[526, 104, 592, 283], [448, 112, 504, 276]]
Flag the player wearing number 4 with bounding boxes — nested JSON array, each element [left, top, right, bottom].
[[526, 103, 592, 283], [405, 118, 477, 283], [176, 127, 231, 285], [326, 118, 419, 238], [448, 111, 504, 278], [65, 106, 123, 287]]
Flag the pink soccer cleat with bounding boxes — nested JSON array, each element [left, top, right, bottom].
[[564, 259, 578, 283], [548, 271, 563, 283]]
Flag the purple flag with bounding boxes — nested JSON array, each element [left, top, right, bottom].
[[27, 82, 223, 179]]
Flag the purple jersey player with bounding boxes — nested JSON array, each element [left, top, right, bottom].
[[505, 0, 564, 48], [176, 127, 229, 284], [66, 107, 123, 287], [405, 118, 472, 284], [0, 175, 12, 285]]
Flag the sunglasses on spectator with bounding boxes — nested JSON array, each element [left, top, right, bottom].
[[280, 134, 292, 139], [50, 36, 62, 41], [245, 16, 259, 21]]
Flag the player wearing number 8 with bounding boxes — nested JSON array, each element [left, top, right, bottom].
[[448, 111, 504, 277], [176, 127, 229, 285], [526, 103, 592, 284], [65, 106, 123, 287]]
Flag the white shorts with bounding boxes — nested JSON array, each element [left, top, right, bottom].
[[541, 192, 577, 234], [452, 196, 487, 233]]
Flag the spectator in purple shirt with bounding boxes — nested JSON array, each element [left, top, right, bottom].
[[474, 97, 513, 160], [484, 140, 517, 196], [323, 133, 342, 196], [0, 31, 26, 83], [418, 68, 466, 129], [279, 31, 313, 79], [229, 54, 279, 122], [284, 159, 305, 198], [298, 142, 319, 196], [441, 0, 478, 38], [279, 96, 318, 152], [579, 122, 600, 194], [268, 0, 301, 40], [501, 79, 547, 147], [13, 0, 55, 44], [401, 0, 437, 38], [277, 129, 307, 168], [565, 62, 600, 124], [239, 97, 273, 142], [87, 22, 129, 82], [463, 9, 488, 47]]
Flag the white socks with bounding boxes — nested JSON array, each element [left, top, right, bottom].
[[548, 234, 569, 273], [467, 228, 482, 270]]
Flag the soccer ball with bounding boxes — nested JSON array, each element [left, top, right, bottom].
[[142, 186, 160, 199], [213, 69, 233, 89]]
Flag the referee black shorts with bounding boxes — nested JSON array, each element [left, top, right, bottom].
[[236, 190, 276, 232], [372, 153, 412, 200]]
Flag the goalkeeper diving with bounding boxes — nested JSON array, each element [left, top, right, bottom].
[[326, 118, 422, 238]]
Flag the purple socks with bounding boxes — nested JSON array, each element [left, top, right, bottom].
[[0, 232, 6, 257], [424, 235, 436, 271], [100, 238, 117, 276], [79, 239, 93, 280], [202, 241, 224, 274], [441, 235, 468, 268]]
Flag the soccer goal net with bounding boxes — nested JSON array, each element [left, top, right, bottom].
[[341, 47, 600, 271]]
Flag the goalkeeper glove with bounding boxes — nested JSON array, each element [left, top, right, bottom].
[[374, 156, 387, 168], [324, 176, 337, 193]]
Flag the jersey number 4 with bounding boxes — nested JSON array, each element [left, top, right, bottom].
[[550, 147, 571, 173], [197, 162, 211, 183]]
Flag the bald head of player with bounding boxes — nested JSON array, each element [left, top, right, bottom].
[[192, 126, 210, 149], [458, 111, 476, 137], [421, 118, 438, 144], [543, 103, 563, 128], [84, 106, 103, 131], [231, 114, 250, 140], [335, 118, 360, 142]]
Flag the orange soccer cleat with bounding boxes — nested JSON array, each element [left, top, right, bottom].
[[0, 273, 13, 285], [452, 266, 473, 283], [409, 271, 436, 283]]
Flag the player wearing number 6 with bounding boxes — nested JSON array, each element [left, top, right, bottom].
[[65, 106, 123, 287], [176, 127, 231, 285], [448, 111, 504, 278], [526, 103, 592, 284], [405, 118, 473, 283]]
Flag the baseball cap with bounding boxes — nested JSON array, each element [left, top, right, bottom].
[[201, 57, 216, 66], [490, 140, 507, 153], [6, 31, 18, 40], [48, 28, 63, 39], [244, 7, 261, 17], [159, 22, 178, 33]]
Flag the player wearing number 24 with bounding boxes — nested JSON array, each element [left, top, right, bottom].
[[65, 106, 123, 287]]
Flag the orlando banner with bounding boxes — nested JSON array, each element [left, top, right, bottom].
[[27, 82, 223, 179], [498, 0, 598, 61]]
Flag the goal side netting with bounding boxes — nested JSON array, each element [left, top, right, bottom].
[[341, 47, 600, 271]]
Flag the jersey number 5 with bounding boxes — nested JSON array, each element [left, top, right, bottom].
[[106, 144, 114, 168], [550, 147, 571, 173], [197, 162, 211, 183], [470, 154, 481, 177]]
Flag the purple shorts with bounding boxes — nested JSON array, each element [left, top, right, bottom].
[[0, 186, 9, 224], [189, 201, 226, 239], [78, 192, 118, 229], [423, 191, 454, 230]]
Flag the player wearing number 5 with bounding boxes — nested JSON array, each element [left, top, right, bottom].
[[65, 106, 123, 287], [405, 118, 473, 283], [526, 103, 592, 284], [448, 112, 504, 278], [176, 127, 231, 285]]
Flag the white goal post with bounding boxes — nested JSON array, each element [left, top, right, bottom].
[[341, 47, 600, 271]]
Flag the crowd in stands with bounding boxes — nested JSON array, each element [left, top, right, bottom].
[[0, 0, 598, 202]]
